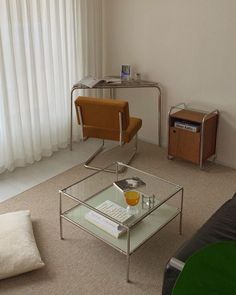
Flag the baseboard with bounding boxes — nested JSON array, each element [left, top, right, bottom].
[[138, 136, 160, 146], [214, 159, 236, 170]]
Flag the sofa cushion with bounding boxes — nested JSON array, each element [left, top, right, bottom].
[[172, 241, 236, 295], [162, 193, 236, 295]]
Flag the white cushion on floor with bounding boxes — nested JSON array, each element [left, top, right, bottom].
[[0, 210, 45, 279]]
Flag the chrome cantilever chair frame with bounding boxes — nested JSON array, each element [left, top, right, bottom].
[[77, 106, 138, 173]]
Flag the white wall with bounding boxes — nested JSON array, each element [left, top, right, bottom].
[[103, 0, 236, 168]]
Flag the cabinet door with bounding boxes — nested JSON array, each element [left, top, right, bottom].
[[169, 127, 201, 164]]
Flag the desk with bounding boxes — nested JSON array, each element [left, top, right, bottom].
[[70, 79, 162, 150]]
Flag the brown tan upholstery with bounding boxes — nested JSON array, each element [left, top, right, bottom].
[[74, 96, 142, 143]]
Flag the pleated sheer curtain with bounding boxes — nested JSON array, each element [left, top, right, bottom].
[[0, 0, 103, 173]]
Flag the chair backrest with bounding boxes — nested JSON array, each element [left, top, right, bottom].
[[74, 96, 130, 131]]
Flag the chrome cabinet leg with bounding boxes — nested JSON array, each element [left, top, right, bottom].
[[156, 85, 162, 147]]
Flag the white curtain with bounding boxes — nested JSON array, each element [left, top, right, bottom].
[[0, 0, 103, 173]]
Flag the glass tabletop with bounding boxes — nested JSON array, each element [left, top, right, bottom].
[[62, 162, 182, 227], [73, 78, 159, 90]]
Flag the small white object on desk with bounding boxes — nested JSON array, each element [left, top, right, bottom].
[[78, 76, 122, 88], [78, 76, 103, 88], [104, 77, 122, 84]]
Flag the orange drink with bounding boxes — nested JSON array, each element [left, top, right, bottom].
[[124, 191, 140, 206], [124, 191, 140, 215]]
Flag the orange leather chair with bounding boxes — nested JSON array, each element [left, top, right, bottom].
[[74, 96, 142, 172]]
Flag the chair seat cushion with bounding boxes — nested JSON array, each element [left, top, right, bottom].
[[0, 210, 45, 280]]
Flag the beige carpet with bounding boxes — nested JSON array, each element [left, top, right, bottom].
[[0, 141, 236, 295]]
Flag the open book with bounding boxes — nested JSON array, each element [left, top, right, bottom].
[[85, 200, 131, 238], [78, 76, 121, 88]]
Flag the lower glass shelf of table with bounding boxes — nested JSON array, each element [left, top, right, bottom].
[[59, 162, 184, 282]]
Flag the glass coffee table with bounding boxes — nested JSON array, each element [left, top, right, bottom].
[[59, 162, 184, 282]]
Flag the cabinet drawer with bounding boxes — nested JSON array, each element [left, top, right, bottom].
[[169, 127, 201, 164]]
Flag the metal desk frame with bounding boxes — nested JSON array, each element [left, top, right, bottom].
[[70, 80, 162, 150]]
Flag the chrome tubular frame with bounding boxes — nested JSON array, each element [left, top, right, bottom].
[[59, 192, 63, 240], [168, 257, 185, 271], [59, 161, 184, 283], [179, 188, 184, 235], [77, 106, 84, 140], [119, 112, 123, 146], [70, 80, 162, 150], [126, 228, 131, 282], [78, 110, 138, 173], [199, 109, 219, 169]]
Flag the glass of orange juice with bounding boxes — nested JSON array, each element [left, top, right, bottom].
[[124, 190, 140, 215]]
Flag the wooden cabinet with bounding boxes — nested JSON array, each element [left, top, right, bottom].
[[168, 105, 219, 168]]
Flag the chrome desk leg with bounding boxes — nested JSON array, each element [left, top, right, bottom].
[[109, 88, 112, 98], [126, 228, 131, 282], [179, 188, 184, 235], [155, 85, 162, 147], [70, 87, 76, 151], [110, 88, 115, 99], [59, 192, 64, 240]]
